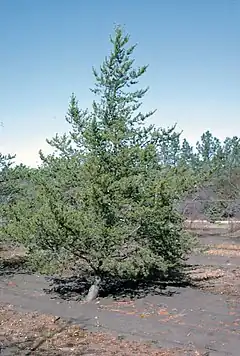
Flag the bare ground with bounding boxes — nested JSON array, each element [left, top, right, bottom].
[[0, 228, 240, 356], [0, 304, 185, 356]]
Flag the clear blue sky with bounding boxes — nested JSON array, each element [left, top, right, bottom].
[[0, 0, 239, 166]]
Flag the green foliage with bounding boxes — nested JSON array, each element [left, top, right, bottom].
[[3, 26, 240, 284], [0, 164, 38, 242], [2, 26, 196, 281], [0, 153, 17, 242], [0, 153, 16, 203]]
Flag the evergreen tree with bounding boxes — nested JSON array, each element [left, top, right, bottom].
[[0, 153, 15, 212], [222, 136, 240, 168], [2, 26, 195, 293], [180, 139, 197, 167], [0, 152, 16, 241], [157, 127, 181, 166], [0, 162, 38, 243], [196, 130, 222, 166]]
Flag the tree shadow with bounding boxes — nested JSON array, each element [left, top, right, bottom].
[[44, 274, 91, 301], [44, 267, 192, 301], [0, 255, 29, 277]]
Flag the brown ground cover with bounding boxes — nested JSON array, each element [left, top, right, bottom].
[[0, 304, 193, 356], [1, 227, 239, 356]]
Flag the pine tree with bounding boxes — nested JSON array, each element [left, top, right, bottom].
[[0, 153, 15, 215], [3, 26, 195, 296]]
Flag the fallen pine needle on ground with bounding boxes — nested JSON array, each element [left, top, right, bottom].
[[0, 303, 197, 356]]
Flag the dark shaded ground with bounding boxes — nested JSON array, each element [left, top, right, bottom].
[[1, 229, 240, 355]]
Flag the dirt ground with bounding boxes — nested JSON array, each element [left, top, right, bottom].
[[0, 228, 240, 356], [0, 305, 186, 356]]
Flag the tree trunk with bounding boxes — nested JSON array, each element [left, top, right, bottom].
[[85, 276, 101, 302]]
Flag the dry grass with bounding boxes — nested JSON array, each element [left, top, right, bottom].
[[205, 243, 240, 257], [210, 243, 240, 250], [223, 229, 240, 239], [188, 266, 240, 297], [0, 304, 197, 356], [228, 221, 240, 234], [206, 249, 240, 257], [0, 244, 26, 260], [189, 267, 225, 282]]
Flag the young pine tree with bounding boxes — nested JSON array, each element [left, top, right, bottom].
[[13, 26, 194, 295]]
